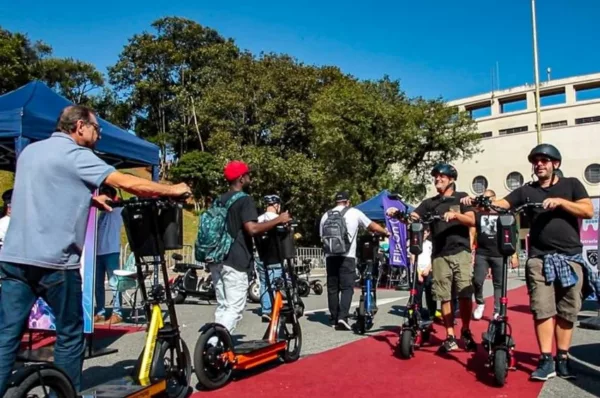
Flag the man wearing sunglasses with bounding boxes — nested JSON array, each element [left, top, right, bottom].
[[462, 143, 597, 382], [0, 105, 191, 395]]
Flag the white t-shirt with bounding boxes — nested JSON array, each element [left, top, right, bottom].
[[0, 216, 10, 244], [97, 207, 123, 256], [258, 211, 278, 223], [417, 240, 433, 272], [319, 206, 372, 259]]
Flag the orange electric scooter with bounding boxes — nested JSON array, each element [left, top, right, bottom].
[[193, 222, 304, 390]]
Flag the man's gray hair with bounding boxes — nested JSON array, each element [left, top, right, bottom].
[[55, 105, 95, 134]]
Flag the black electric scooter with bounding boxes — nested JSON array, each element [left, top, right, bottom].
[[169, 253, 216, 304], [474, 196, 543, 386], [293, 258, 324, 297], [396, 212, 441, 359]]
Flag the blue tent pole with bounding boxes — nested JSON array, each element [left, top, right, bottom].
[[15, 137, 30, 159], [151, 165, 159, 182]]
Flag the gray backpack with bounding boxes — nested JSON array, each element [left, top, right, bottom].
[[322, 207, 351, 255]]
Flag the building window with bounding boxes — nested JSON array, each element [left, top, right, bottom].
[[584, 164, 600, 184], [471, 176, 488, 195], [506, 172, 524, 191], [575, 115, 600, 125], [480, 131, 493, 138], [499, 126, 528, 136], [541, 120, 567, 130]]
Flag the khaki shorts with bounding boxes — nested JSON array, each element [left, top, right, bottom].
[[525, 257, 583, 323], [432, 251, 473, 302]]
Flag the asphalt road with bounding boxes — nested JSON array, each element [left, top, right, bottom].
[[81, 270, 600, 397]]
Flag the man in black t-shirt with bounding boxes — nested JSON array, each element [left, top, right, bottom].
[[471, 189, 519, 321], [388, 163, 477, 354], [462, 144, 595, 381], [208, 161, 290, 340]]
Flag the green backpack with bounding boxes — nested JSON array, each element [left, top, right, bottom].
[[195, 192, 248, 264]]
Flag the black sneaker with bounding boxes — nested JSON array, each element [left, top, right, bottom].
[[556, 356, 576, 380], [530, 354, 556, 381], [261, 314, 271, 323], [336, 319, 352, 331], [461, 329, 478, 352], [438, 336, 458, 353]]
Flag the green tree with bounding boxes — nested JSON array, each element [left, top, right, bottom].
[[169, 150, 223, 211], [310, 76, 480, 203], [0, 26, 51, 94], [40, 58, 104, 103]]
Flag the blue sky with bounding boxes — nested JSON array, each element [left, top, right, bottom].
[[1, 0, 598, 100]]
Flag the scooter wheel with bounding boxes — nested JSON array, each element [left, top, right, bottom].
[[279, 320, 302, 363], [173, 292, 186, 305], [193, 326, 234, 390], [248, 280, 261, 303], [493, 349, 509, 386], [355, 315, 366, 335], [312, 283, 323, 295], [297, 281, 310, 297], [6, 366, 76, 398], [398, 330, 414, 359]]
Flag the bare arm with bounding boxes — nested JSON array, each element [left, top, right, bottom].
[[243, 212, 291, 237], [556, 198, 594, 219], [367, 221, 389, 236], [445, 210, 475, 227], [491, 198, 511, 210], [469, 227, 476, 249], [104, 171, 184, 197]]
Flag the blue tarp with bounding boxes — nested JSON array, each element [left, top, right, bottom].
[[0, 81, 160, 169], [355, 190, 415, 221]]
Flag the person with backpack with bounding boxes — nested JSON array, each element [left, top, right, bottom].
[[195, 161, 291, 338], [319, 191, 389, 330]]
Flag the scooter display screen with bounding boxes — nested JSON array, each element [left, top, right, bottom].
[[496, 214, 517, 256], [409, 223, 424, 255]]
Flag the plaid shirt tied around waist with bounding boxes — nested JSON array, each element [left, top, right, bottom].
[[542, 253, 600, 303]]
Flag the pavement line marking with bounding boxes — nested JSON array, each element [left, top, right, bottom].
[[304, 296, 408, 315]]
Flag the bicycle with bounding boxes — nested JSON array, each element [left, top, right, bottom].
[[473, 195, 543, 386]]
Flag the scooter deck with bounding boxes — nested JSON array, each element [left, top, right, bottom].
[[234, 339, 286, 355], [79, 376, 166, 397]]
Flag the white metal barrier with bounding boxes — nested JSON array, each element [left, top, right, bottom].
[[120, 244, 325, 269]]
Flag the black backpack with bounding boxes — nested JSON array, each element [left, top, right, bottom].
[[322, 207, 351, 255]]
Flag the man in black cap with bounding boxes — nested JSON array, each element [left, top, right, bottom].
[[320, 191, 389, 330]]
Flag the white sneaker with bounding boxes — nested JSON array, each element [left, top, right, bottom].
[[473, 304, 485, 320]]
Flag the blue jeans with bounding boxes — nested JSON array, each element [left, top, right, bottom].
[[256, 260, 282, 315], [95, 253, 121, 316], [0, 262, 84, 395]]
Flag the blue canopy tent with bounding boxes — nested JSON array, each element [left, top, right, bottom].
[[0, 81, 160, 178], [355, 189, 414, 221]]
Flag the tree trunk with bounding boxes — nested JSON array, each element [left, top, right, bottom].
[[190, 96, 204, 152]]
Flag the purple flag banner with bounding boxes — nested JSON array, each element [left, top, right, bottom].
[[382, 194, 408, 267]]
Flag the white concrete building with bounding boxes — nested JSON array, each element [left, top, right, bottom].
[[427, 72, 600, 200]]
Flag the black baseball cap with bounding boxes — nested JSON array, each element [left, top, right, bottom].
[[335, 191, 350, 202]]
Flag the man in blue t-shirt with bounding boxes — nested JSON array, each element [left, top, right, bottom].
[[0, 105, 191, 395]]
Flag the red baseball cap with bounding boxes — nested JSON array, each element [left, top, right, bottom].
[[224, 160, 250, 181]]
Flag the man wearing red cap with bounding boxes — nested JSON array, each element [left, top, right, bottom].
[[208, 161, 291, 339]]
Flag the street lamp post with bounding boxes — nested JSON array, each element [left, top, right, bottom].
[[532, 0, 542, 144]]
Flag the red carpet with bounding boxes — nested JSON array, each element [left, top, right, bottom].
[[193, 286, 545, 398], [20, 323, 145, 350]]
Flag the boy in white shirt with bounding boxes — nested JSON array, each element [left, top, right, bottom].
[[0, 189, 12, 248], [411, 228, 436, 318], [255, 195, 284, 322]]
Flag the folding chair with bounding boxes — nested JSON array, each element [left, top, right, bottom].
[[112, 253, 151, 324]]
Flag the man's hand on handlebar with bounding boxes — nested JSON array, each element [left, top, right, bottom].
[[542, 197, 564, 210], [460, 196, 476, 207], [92, 194, 114, 212], [169, 183, 192, 198], [277, 211, 292, 225]]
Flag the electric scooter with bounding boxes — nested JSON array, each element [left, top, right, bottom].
[[293, 258, 324, 297], [7, 195, 193, 398], [193, 221, 304, 391], [474, 195, 543, 386], [353, 233, 381, 334], [396, 212, 441, 359], [170, 253, 216, 304]]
